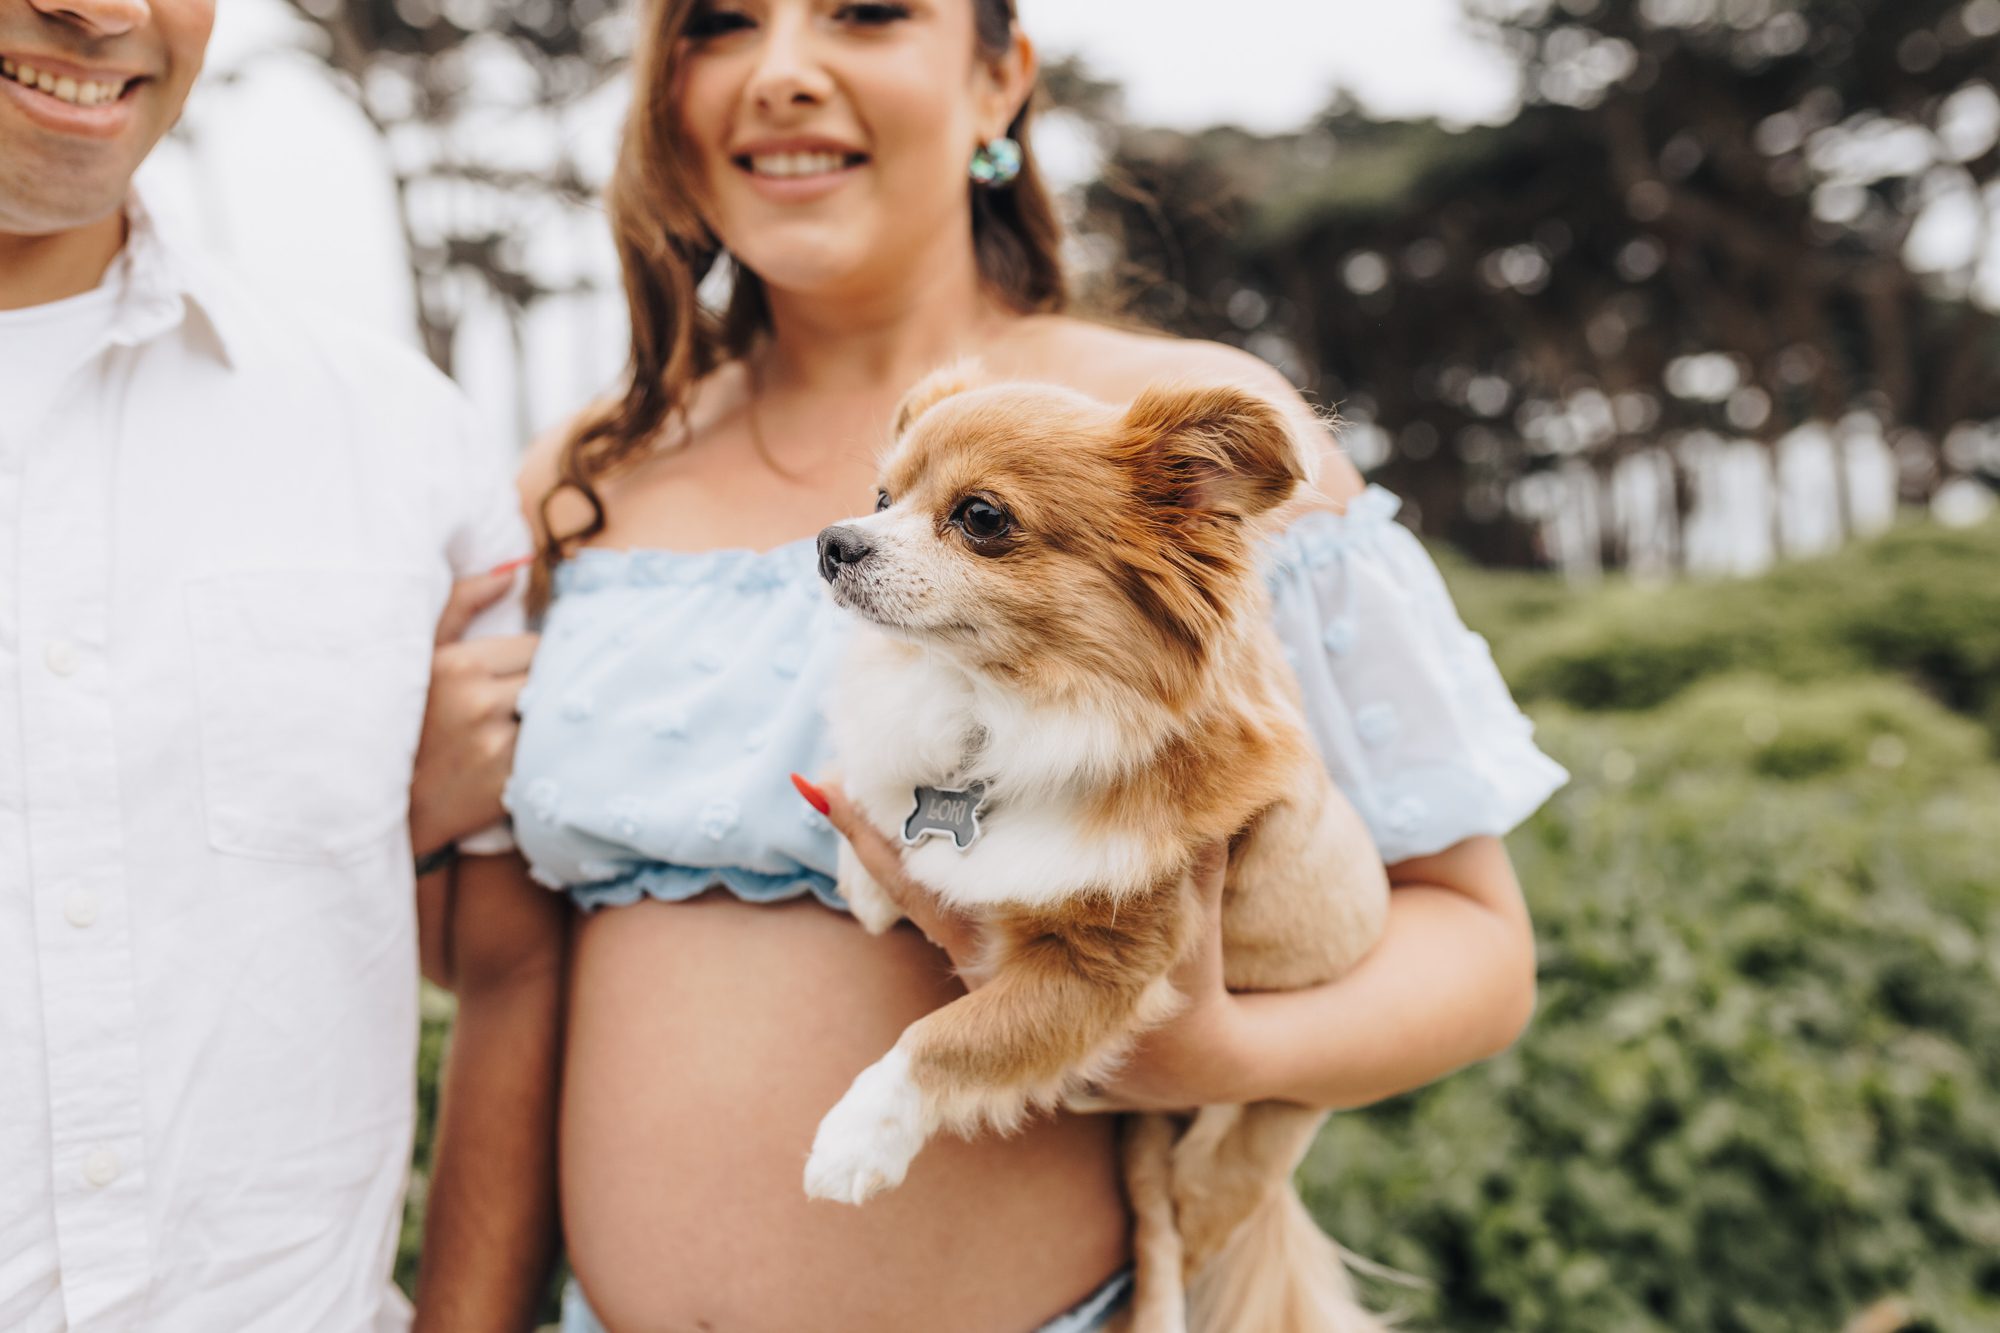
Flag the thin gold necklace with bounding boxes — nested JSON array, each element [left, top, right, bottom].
[[743, 349, 811, 483]]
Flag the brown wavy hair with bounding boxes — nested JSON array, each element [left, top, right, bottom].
[[533, 0, 1068, 604]]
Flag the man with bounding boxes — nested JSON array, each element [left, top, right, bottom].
[[0, 0, 564, 1329]]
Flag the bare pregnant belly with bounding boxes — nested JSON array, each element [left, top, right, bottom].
[[561, 891, 1131, 1333]]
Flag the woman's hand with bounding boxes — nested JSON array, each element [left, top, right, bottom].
[[410, 568, 539, 858], [1086, 842, 1255, 1111], [815, 780, 1252, 1110]]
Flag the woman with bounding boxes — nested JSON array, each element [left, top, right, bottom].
[[507, 1, 1567, 1328]]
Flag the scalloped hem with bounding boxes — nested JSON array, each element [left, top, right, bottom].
[[567, 861, 847, 915]]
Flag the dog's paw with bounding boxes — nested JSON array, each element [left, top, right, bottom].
[[838, 840, 903, 936], [804, 1049, 928, 1205], [846, 887, 904, 937]]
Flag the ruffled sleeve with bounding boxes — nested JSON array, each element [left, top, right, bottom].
[[1263, 486, 1568, 865]]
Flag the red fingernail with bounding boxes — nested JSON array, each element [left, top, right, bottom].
[[487, 555, 532, 577], [790, 773, 831, 816]]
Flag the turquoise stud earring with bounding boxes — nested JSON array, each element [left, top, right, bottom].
[[969, 135, 1023, 187]]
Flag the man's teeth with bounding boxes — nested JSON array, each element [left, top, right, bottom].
[[0, 58, 127, 107], [750, 151, 852, 178]]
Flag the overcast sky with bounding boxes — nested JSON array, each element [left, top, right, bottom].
[[1018, 0, 1519, 130], [194, 0, 1522, 131]]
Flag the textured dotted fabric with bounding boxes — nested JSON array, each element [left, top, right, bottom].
[[507, 487, 1568, 912]]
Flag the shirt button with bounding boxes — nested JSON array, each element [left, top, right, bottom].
[[82, 1148, 119, 1188], [64, 890, 98, 928], [44, 639, 80, 677]]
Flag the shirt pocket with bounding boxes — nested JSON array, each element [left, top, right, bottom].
[[185, 570, 436, 864]]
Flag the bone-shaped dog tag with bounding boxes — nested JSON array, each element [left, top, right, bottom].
[[902, 782, 990, 851]]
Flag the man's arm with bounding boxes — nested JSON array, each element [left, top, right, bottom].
[[413, 853, 568, 1333]]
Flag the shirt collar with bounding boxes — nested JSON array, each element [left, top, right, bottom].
[[110, 188, 247, 369]]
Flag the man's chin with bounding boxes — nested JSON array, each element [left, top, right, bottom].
[[0, 163, 134, 241]]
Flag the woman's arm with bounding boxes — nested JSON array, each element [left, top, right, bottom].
[[412, 853, 568, 1333], [409, 570, 538, 860], [1132, 836, 1538, 1110], [816, 778, 1535, 1112]]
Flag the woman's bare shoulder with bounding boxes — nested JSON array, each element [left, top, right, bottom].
[[1004, 317, 1365, 508], [517, 363, 752, 542], [1003, 317, 1272, 396]]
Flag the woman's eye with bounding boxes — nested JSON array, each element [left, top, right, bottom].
[[875, 490, 892, 512], [953, 498, 1012, 542], [836, 2, 911, 26], [686, 6, 755, 38]]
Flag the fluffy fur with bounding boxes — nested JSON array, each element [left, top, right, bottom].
[[808, 368, 1393, 1333]]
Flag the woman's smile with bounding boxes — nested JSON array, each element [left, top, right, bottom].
[[731, 134, 871, 202]]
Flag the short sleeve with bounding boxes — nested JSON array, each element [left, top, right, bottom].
[[442, 405, 533, 641], [1264, 487, 1568, 865]]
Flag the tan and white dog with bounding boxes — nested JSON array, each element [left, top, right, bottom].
[[807, 368, 1393, 1333]]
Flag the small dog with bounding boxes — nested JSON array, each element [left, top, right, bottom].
[[808, 367, 1392, 1333]]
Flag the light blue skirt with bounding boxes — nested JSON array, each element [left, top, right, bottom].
[[560, 1267, 1132, 1332]]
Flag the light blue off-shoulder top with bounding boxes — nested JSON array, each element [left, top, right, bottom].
[[506, 487, 1568, 911]]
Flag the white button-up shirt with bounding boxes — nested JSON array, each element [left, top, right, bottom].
[[0, 197, 529, 1333]]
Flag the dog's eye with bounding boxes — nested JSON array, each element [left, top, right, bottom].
[[952, 497, 1013, 543], [874, 490, 892, 512]]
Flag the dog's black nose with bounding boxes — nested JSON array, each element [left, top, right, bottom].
[[817, 525, 874, 583]]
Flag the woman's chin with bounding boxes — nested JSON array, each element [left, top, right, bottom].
[[735, 250, 885, 300], [724, 221, 947, 305]]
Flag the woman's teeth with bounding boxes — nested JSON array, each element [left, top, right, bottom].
[[1, 58, 128, 107], [749, 151, 854, 178]]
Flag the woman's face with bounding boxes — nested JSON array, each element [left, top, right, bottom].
[[674, 0, 1027, 299]]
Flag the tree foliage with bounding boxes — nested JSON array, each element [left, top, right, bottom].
[[275, 0, 626, 374], [1076, 0, 2000, 569]]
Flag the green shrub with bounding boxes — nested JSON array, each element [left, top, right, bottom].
[[1305, 675, 2000, 1332], [398, 985, 454, 1301], [1449, 517, 2000, 745]]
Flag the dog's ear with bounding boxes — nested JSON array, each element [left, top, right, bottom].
[[892, 360, 986, 438], [1119, 382, 1307, 520]]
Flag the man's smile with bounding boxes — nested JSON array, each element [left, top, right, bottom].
[[0, 50, 146, 140], [1, 54, 135, 107]]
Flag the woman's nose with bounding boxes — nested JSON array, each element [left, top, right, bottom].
[[746, 8, 833, 114]]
